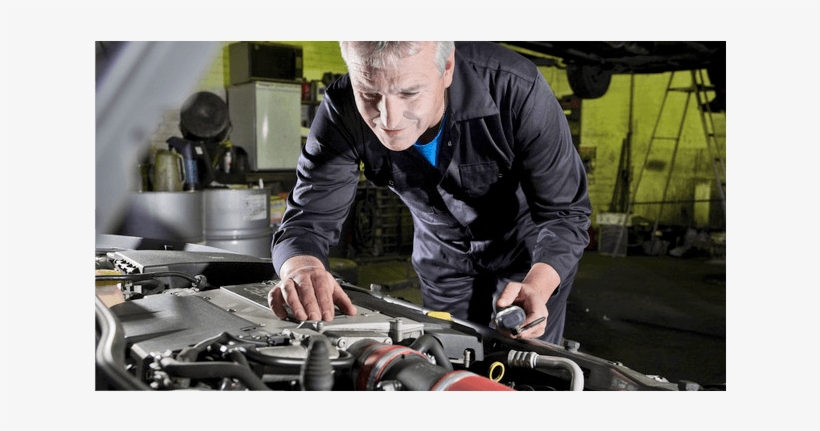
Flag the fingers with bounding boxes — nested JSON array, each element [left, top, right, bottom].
[[267, 283, 290, 320], [267, 278, 310, 321], [267, 275, 357, 322], [495, 282, 522, 309], [496, 312, 548, 339], [333, 284, 358, 317], [287, 277, 322, 321], [495, 281, 549, 339]]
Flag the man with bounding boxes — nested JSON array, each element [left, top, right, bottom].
[[269, 41, 591, 344]]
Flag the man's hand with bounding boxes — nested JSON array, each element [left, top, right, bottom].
[[495, 262, 561, 339], [267, 255, 358, 321]]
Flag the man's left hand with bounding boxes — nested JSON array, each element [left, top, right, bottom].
[[495, 262, 561, 339]]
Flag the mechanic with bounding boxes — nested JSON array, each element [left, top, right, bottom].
[[268, 41, 591, 344]]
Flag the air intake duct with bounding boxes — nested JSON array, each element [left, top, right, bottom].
[[348, 340, 513, 391]]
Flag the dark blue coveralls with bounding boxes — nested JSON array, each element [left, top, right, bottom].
[[272, 41, 592, 344]]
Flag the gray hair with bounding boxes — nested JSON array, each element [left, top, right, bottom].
[[340, 41, 455, 75]]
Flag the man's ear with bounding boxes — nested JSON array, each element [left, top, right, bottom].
[[443, 47, 455, 87]]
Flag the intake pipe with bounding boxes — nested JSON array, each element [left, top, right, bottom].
[[348, 340, 514, 391]]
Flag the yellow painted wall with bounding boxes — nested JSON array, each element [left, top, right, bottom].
[[189, 41, 348, 94], [208, 41, 348, 90], [184, 42, 726, 229], [575, 71, 726, 228], [147, 41, 347, 151], [284, 41, 348, 80]]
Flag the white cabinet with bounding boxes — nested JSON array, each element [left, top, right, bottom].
[[227, 81, 302, 170]]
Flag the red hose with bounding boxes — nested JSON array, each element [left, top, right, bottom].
[[354, 344, 428, 391], [431, 370, 515, 391], [350, 341, 514, 391]]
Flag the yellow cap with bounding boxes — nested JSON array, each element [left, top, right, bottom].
[[95, 269, 125, 307], [95, 269, 122, 286], [426, 311, 453, 321]]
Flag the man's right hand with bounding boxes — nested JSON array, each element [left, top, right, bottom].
[[267, 255, 358, 322]]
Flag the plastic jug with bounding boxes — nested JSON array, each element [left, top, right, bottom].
[[153, 150, 185, 192]]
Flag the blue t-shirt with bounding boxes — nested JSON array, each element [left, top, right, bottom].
[[413, 114, 445, 167]]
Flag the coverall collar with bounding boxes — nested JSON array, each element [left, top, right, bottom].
[[447, 48, 500, 122]]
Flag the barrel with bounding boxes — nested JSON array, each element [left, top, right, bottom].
[[116, 191, 204, 244], [203, 188, 272, 259]]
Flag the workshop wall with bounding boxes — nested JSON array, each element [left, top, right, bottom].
[[164, 42, 726, 230], [145, 42, 346, 153], [187, 41, 347, 96], [531, 63, 726, 229], [286, 41, 348, 80], [574, 71, 726, 229]]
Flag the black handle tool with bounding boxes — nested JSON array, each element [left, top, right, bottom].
[[495, 306, 546, 335]]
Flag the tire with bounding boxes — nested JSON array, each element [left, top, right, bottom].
[[567, 64, 612, 99]]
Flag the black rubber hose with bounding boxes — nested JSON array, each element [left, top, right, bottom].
[[384, 353, 449, 391], [158, 357, 270, 391], [408, 334, 454, 372], [95, 297, 151, 390], [95, 271, 203, 287], [226, 349, 251, 369], [301, 337, 334, 391]]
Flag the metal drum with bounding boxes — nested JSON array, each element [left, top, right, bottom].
[[203, 188, 272, 259], [116, 191, 204, 244]]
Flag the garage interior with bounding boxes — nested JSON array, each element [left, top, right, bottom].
[[96, 41, 726, 389]]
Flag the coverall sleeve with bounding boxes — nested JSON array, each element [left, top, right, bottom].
[[514, 72, 592, 283], [270, 92, 362, 276]]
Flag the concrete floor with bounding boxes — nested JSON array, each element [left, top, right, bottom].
[[352, 250, 726, 388], [565, 252, 726, 386]]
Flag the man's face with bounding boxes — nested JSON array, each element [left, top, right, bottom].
[[346, 43, 454, 151]]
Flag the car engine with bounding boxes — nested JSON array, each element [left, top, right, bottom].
[[95, 234, 700, 392]]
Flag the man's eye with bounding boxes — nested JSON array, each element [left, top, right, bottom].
[[400, 92, 418, 99], [361, 92, 379, 100]]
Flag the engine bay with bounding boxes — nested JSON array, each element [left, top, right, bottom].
[[95, 235, 699, 392]]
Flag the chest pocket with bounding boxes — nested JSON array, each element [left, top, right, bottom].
[[459, 162, 501, 197]]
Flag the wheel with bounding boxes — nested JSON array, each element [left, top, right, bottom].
[[567, 63, 612, 99]]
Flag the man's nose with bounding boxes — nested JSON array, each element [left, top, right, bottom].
[[379, 97, 403, 129]]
